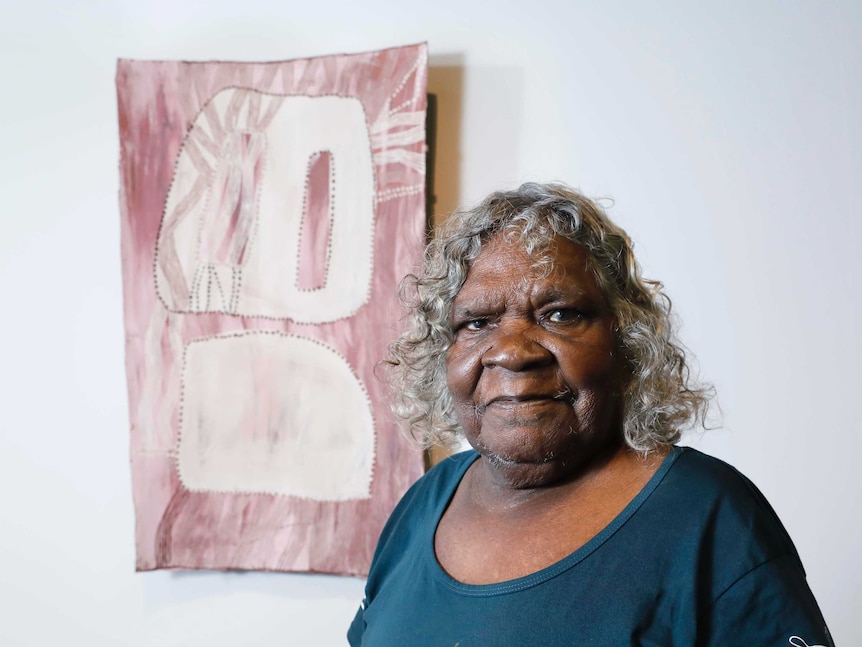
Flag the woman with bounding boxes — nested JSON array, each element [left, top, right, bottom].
[[348, 183, 833, 646]]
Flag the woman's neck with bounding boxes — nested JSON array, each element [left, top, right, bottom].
[[434, 444, 670, 585]]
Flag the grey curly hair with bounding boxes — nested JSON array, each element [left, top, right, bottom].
[[387, 182, 713, 453]]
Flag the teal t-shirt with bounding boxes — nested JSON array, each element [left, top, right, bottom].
[[348, 447, 833, 646]]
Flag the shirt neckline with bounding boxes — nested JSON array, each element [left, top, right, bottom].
[[429, 446, 684, 597]]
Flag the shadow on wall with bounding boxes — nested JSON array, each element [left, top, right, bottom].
[[430, 57, 526, 224], [424, 56, 527, 470], [428, 55, 464, 229], [422, 55, 465, 470]]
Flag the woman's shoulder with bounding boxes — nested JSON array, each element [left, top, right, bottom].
[[395, 449, 478, 511], [646, 448, 830, 643], [373, 450, 478, 544], [668, 446, 781, 510], [364, 450, 478, 591], [653, 446, 805, 570]]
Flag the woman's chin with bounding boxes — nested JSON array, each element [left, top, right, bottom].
[[468, 428, 623, 489], [484, 457, 570, 488], [470, 442, 580, 489]]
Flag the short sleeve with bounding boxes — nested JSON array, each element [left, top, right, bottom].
[[698, 554, 834, 647], [347, 599, 366, 646]]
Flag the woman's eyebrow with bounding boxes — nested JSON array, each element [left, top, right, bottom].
[[450, 303, 486, 320], [533, 286, 592, 302], [450, 291, 504, 317]]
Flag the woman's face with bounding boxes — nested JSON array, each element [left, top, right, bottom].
[[446, 232, 623, 487]]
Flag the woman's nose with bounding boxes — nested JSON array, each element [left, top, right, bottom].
[[481, 323, 553, 371]]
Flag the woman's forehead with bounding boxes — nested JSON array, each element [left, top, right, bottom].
[[454, 233, 602, 303], [470, 232, 591, 274]]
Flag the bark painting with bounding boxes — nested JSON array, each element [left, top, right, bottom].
[[117, 43, 427, 574]]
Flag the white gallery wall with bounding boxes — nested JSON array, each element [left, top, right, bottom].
[[1, 1, 859, 644]]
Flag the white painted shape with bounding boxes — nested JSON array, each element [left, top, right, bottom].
[[245, 94, 375, 321], [178, 332, 374, 500], [156, 90, 376, 321]]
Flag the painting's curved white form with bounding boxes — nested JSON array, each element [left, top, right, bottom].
[[178, 331, 374, 500], [156, 91, 376, 323]]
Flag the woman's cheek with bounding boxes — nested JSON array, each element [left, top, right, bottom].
[[446, 346, 482, 405]]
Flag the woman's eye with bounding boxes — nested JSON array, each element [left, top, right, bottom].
[[464, 319, 488, 331], [547, 309, 582, 324]]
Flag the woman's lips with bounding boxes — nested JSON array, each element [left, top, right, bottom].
[[479, 393, 574, 412], [484, 390, 575, 406], [488, 395, 555, 404]]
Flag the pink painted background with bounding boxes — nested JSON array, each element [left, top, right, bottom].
[[117, 44, 427, 574]]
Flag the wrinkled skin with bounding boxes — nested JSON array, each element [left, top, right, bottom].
[[446, 233, 624, 489], [436, 233, 667, 585]]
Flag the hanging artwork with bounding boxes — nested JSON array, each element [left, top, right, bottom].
[[117, 43, 428, 574]]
